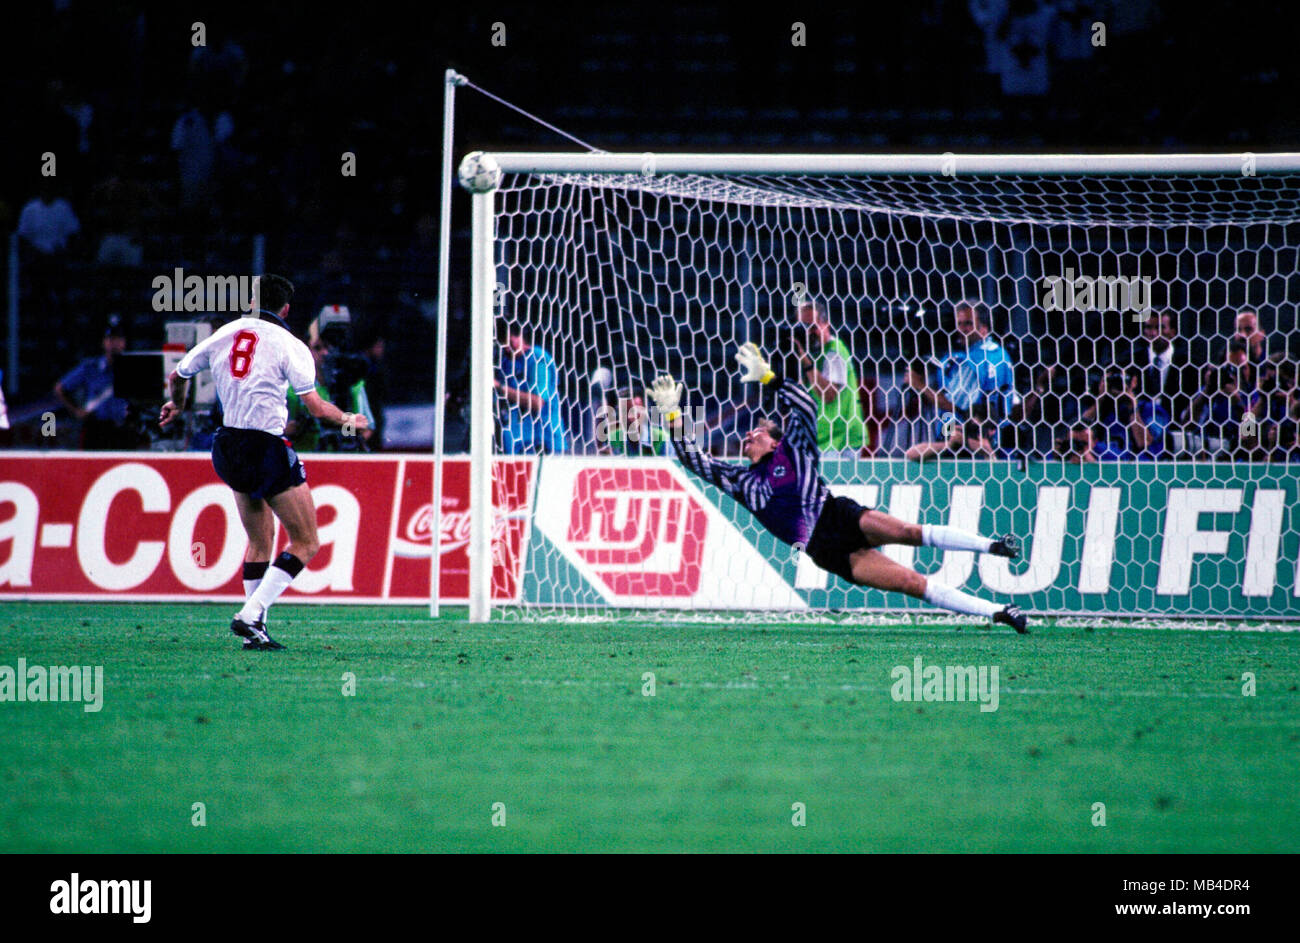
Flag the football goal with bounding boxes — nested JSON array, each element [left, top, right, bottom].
[[447, 150, 1300, 624]]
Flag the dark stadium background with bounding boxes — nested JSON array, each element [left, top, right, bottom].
[[2, 0, 1297, 446]]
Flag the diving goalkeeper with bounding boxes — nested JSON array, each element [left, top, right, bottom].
[[650, 344, 1028, 632]]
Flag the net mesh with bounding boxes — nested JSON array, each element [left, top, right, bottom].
[[486, 167, 1300, 621]]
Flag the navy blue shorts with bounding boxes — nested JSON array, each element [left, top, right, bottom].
[[211, 427, 307, 500], [805, 494, 872, 584]]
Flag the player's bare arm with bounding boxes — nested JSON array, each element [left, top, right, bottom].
[[158, 370, 188, 428], [301, 389, 369, 431]]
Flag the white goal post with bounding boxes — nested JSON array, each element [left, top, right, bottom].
[[458, 151, 1300, 623]]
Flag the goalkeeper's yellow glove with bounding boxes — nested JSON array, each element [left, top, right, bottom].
[[735, 342, 775, 384], [647, 374, 684, 422]]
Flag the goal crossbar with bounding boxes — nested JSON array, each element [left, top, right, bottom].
[[486, 152, 1300, 177]]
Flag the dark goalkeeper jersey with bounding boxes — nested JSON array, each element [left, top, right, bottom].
[[672, 373, 829, 547]]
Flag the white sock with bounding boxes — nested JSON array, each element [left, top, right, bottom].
[[238, 561, 299, 622], [922, 524, 993, 554], [923, 580, 1002, 619], [242, 579, 262, 600]]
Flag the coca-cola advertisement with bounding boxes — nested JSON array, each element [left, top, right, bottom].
[[0, 453, 536, 603], [386, 456, 535, 602]]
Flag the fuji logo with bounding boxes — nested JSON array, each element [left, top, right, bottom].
[[566, 467, 707, 597]]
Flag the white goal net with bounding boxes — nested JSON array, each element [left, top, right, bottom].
[[469, 154, 1300, 622]]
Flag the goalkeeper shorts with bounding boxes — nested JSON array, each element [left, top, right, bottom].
[[805, 494, 873, 585]]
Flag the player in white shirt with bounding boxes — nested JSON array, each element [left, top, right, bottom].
[[159, 274, 368, 650]]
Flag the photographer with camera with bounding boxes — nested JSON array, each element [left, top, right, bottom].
[[904, 401, 999, 462], [284, 306, 375, 452]]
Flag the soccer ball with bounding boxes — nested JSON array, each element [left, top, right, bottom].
[[458, 151, 502, 193]]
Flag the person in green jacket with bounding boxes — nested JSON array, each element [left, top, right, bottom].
[[794, 300, 867, 458], [284, 380, 331, 452], [285, 316, 376, 452]]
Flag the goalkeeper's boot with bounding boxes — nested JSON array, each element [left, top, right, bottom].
[[231, 615, 285, 651], [993, 604, 1029, 635], [989, 535, 1020, 559]]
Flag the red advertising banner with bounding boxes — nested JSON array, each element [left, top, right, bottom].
[[0, 453, 535, 603]]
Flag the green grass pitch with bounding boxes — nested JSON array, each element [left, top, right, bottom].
[[1, 602, 1297, 853]]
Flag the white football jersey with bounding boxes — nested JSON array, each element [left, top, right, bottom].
[[176, 316, 316, 435]]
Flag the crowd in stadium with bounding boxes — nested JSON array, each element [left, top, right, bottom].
[[492, 297, 1299, 464], [902, 304, 1297, 463]]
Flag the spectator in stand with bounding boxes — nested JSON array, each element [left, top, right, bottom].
[[904, 404, 998, 462], [1006, 331, 1082, 461], [1227, 308, 1273, 366], [1081, 365, 1169, 461], [908, 300, 1019, 451], [1125, 312, 1173, 408], [496, 323, 568, 454], [792, 300, 866, 458], [1187, 364, 1254, 458], [1250, 359, 1293, 426], [1223, 336, 1258, 394], [171, 103, 219, 210], [1278, 389, 1300, 461], [857, 365, 890, 457], [1238, 417, 1280, 462], [1137, 312, 1209, 449], [1054, 422, 1099, 464], [17, 180, 81, 256], [1022, 331, 1090, 430], [90, 159, 158, 270], [17, 179, 80, 330], [1238, 359, 1296, 459], [579, 365, 617, 454], [53, 316, 136, 450]]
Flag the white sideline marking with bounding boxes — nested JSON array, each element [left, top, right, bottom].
[[90, 676, 1276, 701]]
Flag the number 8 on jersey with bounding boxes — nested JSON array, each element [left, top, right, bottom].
[[230, 330, 259, 380]]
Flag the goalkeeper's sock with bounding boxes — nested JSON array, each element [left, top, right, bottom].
[[923, 580, 1002, 619], [242, 560, 268, 602], [921, 524, 993, 554], [237, 552, 305, 623]]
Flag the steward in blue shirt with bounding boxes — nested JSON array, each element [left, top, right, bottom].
[[496, 323, 568, 454], [53, 315, 136, 450]]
